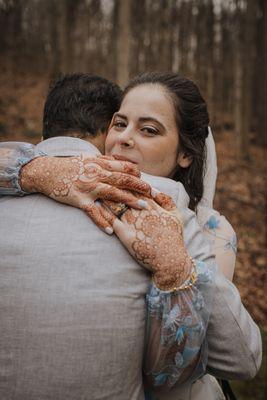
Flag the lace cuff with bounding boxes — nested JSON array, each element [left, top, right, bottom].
[[0, 142, 46, 196], [144, 259, 215, 389]]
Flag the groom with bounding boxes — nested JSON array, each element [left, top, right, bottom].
[[0, 74, 154, 400]]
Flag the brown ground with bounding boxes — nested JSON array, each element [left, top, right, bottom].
[[0, 74, 266, 327]]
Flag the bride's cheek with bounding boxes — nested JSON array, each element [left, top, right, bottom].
[[106, 131, 117, 149]]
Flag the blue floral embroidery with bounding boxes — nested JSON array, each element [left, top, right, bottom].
[[196, 260, 213, 284], [175, 347, 199, 369], [224, 233, 237, 254], [175, 352, 184, 367], [0, 143, 46, 196], [205, 215, 220, 230], [145, 260, 214, 389], [165, 304, 181, 328], [175, 326, 186, 344], [182, 347, 200, 367], [204, 215, 237, 255], [154, 373, 169, 386], [192, 291, 205, 311]]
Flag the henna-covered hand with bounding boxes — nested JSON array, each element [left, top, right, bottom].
[[99, 197, 192, 290], [20, 154, 154, 234]]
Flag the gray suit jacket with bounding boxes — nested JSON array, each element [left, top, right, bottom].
[[0, 137, 261, 400]]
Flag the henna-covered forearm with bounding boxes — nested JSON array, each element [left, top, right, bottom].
[[106, 199, 192, 291], [127, 209, 192, 290], [20, 156, 85, 195], [19, 154, 156, 233]]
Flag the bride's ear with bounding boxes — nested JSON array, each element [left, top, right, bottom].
[[177, 151, 193, 168]]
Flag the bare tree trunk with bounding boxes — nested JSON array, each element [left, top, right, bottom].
[[195, 0, 207, 93], [234, 0, 256, 160], [130, 0, 146, 77], [206, 0, 215, 125], [48, 0, 61, 77], [256, 0, 267, 145], [221, 7, 235, 128], [234, 11, 243, 158], [158, 0, 173, 71], [144, 0, 158, 70], [116, 0, 131, 88], [179, 1, 191, 76], [242, 0, 256, 156]]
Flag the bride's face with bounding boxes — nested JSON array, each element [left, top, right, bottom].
[[105, 84, 185, 178]]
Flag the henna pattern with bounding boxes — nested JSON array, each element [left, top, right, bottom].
[[119, 206, 192, 291], [20, 154, 151, 203], [98, 155, 141, 177], [19, 154, 155, 231], [21, 156, 85, 196], [152, 191, 176, 211]]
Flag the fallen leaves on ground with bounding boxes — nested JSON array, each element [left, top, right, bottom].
[[215, 131, 266, 327]]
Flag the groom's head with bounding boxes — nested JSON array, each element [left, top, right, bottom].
[[42, 73, 122, 153]]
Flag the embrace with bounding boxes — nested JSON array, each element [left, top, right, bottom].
[[0, 72, 262, 400]]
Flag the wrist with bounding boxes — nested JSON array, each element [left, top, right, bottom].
[[153, 252, 194, 291], [19, 156, 46, 193]]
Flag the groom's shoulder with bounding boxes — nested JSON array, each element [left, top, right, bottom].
[[36, 136, 100, 156], [141, 173, 189, 208]]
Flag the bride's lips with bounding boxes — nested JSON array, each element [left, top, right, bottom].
[[112, 154, 138, 164]]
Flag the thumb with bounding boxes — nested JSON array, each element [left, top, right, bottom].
[[112, 217, 126, 238]]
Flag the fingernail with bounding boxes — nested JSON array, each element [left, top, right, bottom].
[[151, 187, 160, 198], [137, 199, 148, 209], [105, 227, 113, 235]]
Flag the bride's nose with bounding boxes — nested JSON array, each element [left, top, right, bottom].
[[117, 128, 135, 148]]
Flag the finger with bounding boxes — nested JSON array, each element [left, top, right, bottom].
[[97, 202, 117, 226], [150, 189, 176, 211], [99, 202, 129, 241], [101, 172, 152, 197], [82, 202, 114, 235], [97, 155, 114, 160], [94, 184, 148, 210], [87, 157, 141, 177], [145, 198, 183, 226], [98, 201, 126, 238]]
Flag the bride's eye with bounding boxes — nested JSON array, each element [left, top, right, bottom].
[[142, 126, 158, 136], [113, 120, 127, 129]]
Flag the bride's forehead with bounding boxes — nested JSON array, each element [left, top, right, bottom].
[[120, 85, 175, 117]]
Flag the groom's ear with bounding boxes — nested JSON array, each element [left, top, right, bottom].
[[177, 151, 193, 168]]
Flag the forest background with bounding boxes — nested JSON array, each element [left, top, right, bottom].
[[0, 0, 266, 398]]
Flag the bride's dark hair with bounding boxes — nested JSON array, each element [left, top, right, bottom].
[[123, 72, 209, 210]]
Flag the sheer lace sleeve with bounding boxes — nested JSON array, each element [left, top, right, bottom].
[[144, 259, 215, 390], [0, 142, 45, 196]]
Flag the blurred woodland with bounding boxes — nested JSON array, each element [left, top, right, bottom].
[[0, 1, 266, 397], [1, 0, 267, 152]]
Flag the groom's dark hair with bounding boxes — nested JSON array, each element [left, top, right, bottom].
[[42, 73, 122, 140]]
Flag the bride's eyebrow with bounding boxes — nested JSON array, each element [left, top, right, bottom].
[[113, 112, 127, 120], [139, 117, 166, 131]]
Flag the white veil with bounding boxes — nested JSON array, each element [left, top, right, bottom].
[[197, 127, 218, 225]]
